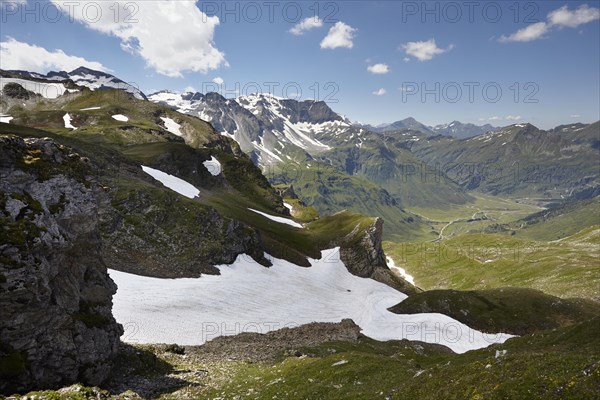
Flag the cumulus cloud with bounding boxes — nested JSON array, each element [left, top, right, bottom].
[[320, 22, 356, 49], [505, 115, 522, 121], [0, 38, 108, 72], [289, 16, 323, 35], [212, 76, 224, 85], [367, 63, 390, 74], [548, 4, 599, 28], [500, 4, 599, 42], [372, 88, 386, 96], [51, 0, 227, 77], [499, 22, 549, 42], [401, 39, 453, 61]]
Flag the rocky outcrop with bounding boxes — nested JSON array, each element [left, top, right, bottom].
[[189, 319, 361, 363], [0, 136, 122, 394], [338, 217, 420, 295]]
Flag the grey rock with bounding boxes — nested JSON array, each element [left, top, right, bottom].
[[0, 136, 122, 394]]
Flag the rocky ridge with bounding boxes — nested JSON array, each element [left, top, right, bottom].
[[0, 136, 122, 393]]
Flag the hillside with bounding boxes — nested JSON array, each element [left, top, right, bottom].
[[409, 123, 600, 200]]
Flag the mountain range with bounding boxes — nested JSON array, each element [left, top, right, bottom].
[[356, 118, 497, 138]]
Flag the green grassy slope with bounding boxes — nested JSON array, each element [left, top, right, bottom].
[[20, 317, 600, 399], [383, 228, 600, 299], [507, 197, 600, 241], [268, 162, 436, 242], [389, 287, 600, 335]]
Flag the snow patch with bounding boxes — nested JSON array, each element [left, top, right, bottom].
[[63, 113, 77, 130], [112, 114, 129, 122], [80, 106, 102, 111], [248, 208, 303, 228], [141, 166, 199, 199], [332, 360, 348, 366], [0, 115, 13, 124], [109, 248, 514, 353], [283, 202, 294, 211], [202, 156, 221, 176], [160, 117, 183, 136], [386, 256, 415, 286]]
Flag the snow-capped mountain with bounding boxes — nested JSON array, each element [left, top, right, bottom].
[[149, 91, 352, 165], [357, 117, 433, 134], [358, 118, 497, 139], [432, 120, 497, 139], [5, 67, 147, 100]]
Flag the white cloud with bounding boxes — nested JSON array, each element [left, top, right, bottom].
[[289, 16, 323, 35], [548, 5, 599, 28], [212, 76, 224, 85], [488, 116, 501, 121], [184, 86, 196, 93], [499, 22, 549, 42], [367, 63, 390, 74], [320, 22, 356, 49], [372, 88, 386, 96], [401, 39, 453, 61], [0, 38, 108, 72], [570, 114, 581, 118], [403, 57, 410, 62], [500, 4, 599, 42], [505, 115, 522, 121], [51, 0, 227, 77]]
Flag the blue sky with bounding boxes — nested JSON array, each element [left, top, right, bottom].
[[1, 0, 599, 128]]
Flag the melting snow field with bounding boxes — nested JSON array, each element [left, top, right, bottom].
[[0, 115, 13, 124], [160, 117, 183, 136], [110, 248, 513, 353], [248, 208, 303, 228], [63, 113, 76, 130], [386, 256, 415, 286], [112, 114, 129, 122], [141, 166, 199, 199], [202, 156, 222, 176]]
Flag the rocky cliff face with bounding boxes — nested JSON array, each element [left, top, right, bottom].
[[337, 217, 420, 295], [0, 136, 122, 394]]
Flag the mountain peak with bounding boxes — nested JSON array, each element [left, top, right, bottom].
[[68, 66, 108, 77]]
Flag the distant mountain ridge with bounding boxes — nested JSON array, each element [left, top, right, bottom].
[[409, 122, 600, 199], [432, 120, 498, 139], [4, 67, 147, 100], [357, 118, 497, 138]]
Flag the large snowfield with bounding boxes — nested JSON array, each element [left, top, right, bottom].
[[109, 248, 513, 354]]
